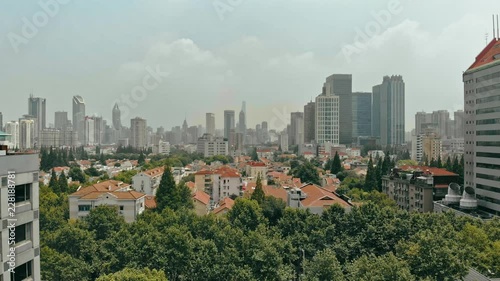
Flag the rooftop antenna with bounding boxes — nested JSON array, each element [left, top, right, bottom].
[[493, 14, 496, 41], [486, 32, 489, 45]]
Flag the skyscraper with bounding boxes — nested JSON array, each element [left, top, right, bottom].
[[28, 94, 46, 131], [206, 113, 215, 136], [352, 92, 372, 138], [432, 110, 450, 139], [373, 75, 405, 146], [315, 91, 339, 145], [130, 117, 147, 149], [224, 110, 235, 139], [463, 37, 500, 214], [72, 95, 86, 144], [18, 118, 34, 149], [324, 74, 352, 145], [415, 111, 433, 136], [54, 111, 69, 130], [112, 103, 122, 130], [5, 121, 19, 148], [0, 112, 3, 131], [290, 112, 304, 146], [453, 110, 464, 138], [238, 101, 246, 138], [303, 101, 316, 143]]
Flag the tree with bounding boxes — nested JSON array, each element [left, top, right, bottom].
[[227, 198, 267, 231], [364, 156, 376, 191], [84, 205, 126, 240], [437, 155, 443, 168], [69, 167, 86, 183], [445, 157, 452, 171], [156, 166, 193, 212], [96, 268, 168, 281], [251, 147, 259, 161], [49, 170, 60, 193], [347, 253, 415, 281], [58, 172, 68, 193], [261, 196, 286, 226], [303, 248, 344, 281], [138, 152, 146, 166], [292, 161, 321, 185], [251, 173, 265, 204], [331, 152, 343, 174]]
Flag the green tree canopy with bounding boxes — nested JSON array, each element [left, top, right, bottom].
[[96, 268, 168, 281]]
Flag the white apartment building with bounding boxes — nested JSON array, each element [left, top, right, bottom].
[[463, 37, 500, 215], [4, 122, 19, 149], [197, 134, 228, 157], [0, 149, 41, 280], [158, 140, 170, 155], [315, 92, 339, 145], [132, 167, 164, 195], [69, 180, 146, 223], [18, 119, 34, 150]]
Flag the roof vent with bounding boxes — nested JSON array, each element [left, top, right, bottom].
[[444, 183, 461, 204], [460, 186, 478, 210]]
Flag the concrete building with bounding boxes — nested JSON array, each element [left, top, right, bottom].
[[245, 161, 268, 179], [0, 149, 41, 280], [324, 74, 352, 145], [433, 110, 451, 139], [373, 75, 405, 146], [197, 134, 228, 157], [69, 180, 146, 223], [156, 140, 170, 155], [352, 92, 372, 138], [422, 132, 442, 163], [463, 37, 500, 215], [112, 103, 122, 130], [315, 91, 340, 145], [4, 121, 19, 149], [454, 110, 465, 138], [206, 113, 215, 136], [72, 95, 86, 145], [411, 134, 423, 162], [130, 117, 147, 149], [287, 184, 352, 215], [238, 102, 246, 138], [290, 112, 304, 146], [279, 131, 289, 152], [18, 118, 34, 150], [28, 95, 46, 137], [54, 111, 69, 131], [0, 112, 2, 131], [223, 110, 235, 140], [415, 111, 434, 136], [382, 166, 459, 212], [132, 167, 164, 195], [303, 101, 316, 143], [195, 167, 243, 204]]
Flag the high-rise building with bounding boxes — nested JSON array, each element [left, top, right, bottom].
[[130, 117, 147, 149], [72, 95, 86, 144], [352, 92, 372, 138], [0, 149, 41, 280], [28, 94, 46, 131], [290, 112, 304, 146], [197, 133, 229, 157], [415, 111, 433, 136], [372, 75, 405, 146], [224, 110, 235, 139], [5, 121, 19, 149], [279, 130, 289, 152], [421, 132, 442, 163], [454, 110, 465, 138], [303, 101, 316, 143], [463, 37, 500, 214], [206, 113, 215, 136], [112, 103, 122, 130], [54, 111, 69, 130], [432, 110, 450, 139], [84, 116, 103, 146], [19, 118, 35, 150], [261, 121, 269, 143], [239, 101, 246, 137], [324, 74, 352, 144], [315, 91, 340, 145], [0, 112, 3, 131]]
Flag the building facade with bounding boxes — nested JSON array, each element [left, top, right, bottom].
[[196, 134, 229, 157], [373, 75, 405, 146], [223, 110, 235, 140], [324, 74, 352, 145], [72, 95, 86, 145], [315, 92, 339, 145], [290, 112, 304, 146], [206, 113, 215, 136], [352, 92, 372, 138], [0, 151, 41, 280], [303, 101, 316, 143], [463, 38, 500, 215], [130, 117, 147, 149]]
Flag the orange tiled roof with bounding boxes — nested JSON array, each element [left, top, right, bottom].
[[247, 161, 266, 167], [213, 197, 235, 214], [468, 39, 500, 70], [186, 181, 196, 190], [300, 184, 350, 208], [145, 196, 157, 209], [79, 190, 145, 200], [193, 190, 211, 205], [71, 180, 130, 196], [399, 166, 458, 177], [142, 167, 164, 177]]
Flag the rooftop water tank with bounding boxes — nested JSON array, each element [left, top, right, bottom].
[[444, 183, 461, 204], [460, 186, 478, 210]]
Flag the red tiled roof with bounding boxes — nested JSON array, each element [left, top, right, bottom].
[[145, 196, 157, 209], [300, 184, 350, 208], [186, 181, 196, 190], [247, 161, 266, 167], [213, 197, 234, 214], [142, 167, 164, 177], [468, 39, 500, 70], [79, 190, 145, 200], [71, 180, 130, 196], [195, 170, 214, 175], [193, 190, 211, 205], [399, 165, 458, 177]]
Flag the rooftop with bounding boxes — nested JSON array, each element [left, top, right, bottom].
[[467, 39, 500, 71]]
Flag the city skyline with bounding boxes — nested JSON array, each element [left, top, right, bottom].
[[1, 1, 497, 129]]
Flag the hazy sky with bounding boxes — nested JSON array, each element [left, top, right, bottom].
[[1, 0, 498, 131]]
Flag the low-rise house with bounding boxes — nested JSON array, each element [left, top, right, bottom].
[[382, 166, 459, 213], [246, 161, 267, 179], [287, 184, 352, 214], [132, 167, 164, 195], [195, 166, 243, 204], [212, 197, 235, 216], [68, 180, 146, 223], [193, 190, 211, 216], [257, 148, 273, 159]]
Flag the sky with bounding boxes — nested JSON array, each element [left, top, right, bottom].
[[1, 0, 498, 131]]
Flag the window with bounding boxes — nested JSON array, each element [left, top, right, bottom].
[[78, 205, 91, 212], [119, 205, 124, 211], [11, 260, 32, 281], [15, 184, 31, 203], [15, 223, 31, 244]]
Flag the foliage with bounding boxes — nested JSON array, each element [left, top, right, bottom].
[[96, 268, 168, 281], [69, 166, 86, 183], [251, 147, 259, 161], [346, 253, 415, 281], [113, 170, 138, 184], [250, 173, 265, 204], [330, 151, 343, 174], [303, 248, 344, 281], [156, 166, 193, 212], [290, 161, 321, 185]]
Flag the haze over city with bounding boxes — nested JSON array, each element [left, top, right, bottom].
[[1, 0, 498, 129]]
